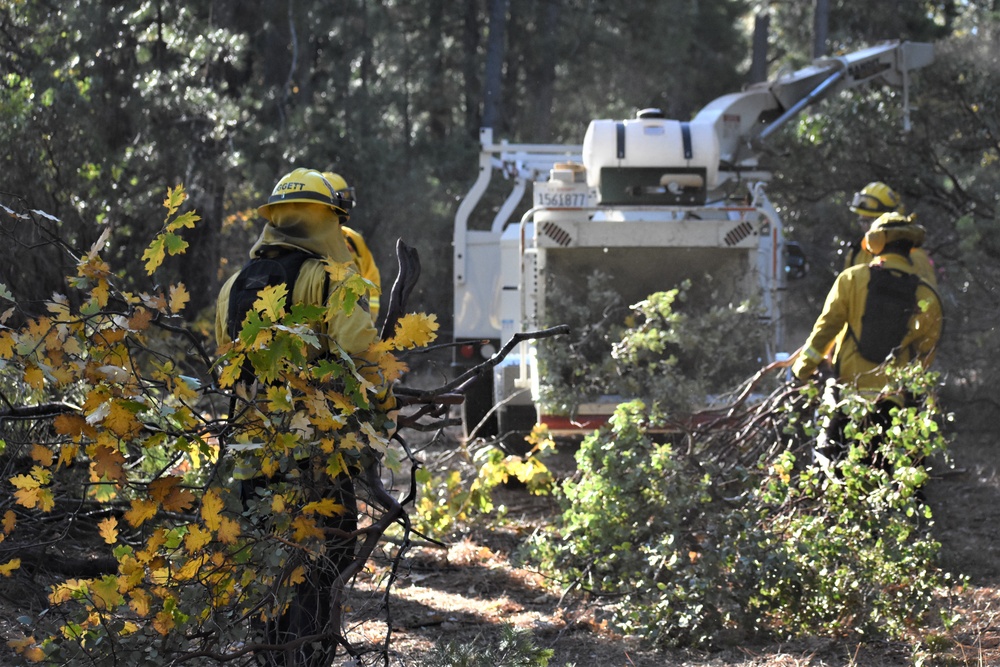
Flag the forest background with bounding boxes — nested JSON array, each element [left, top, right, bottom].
[[2, 0, 997, 407], [2, 0, 1000, 665]]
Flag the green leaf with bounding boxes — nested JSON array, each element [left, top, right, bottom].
[[142, 236, 166, 274]]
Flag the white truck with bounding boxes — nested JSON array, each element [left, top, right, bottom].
[[452, 40, 934, 444]]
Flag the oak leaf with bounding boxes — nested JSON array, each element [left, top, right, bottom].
[[129, 589, 152, 617], [292, 516, 325, 542], [184, 525, 212, 553], [390, 313, 439, 350], [98, 517, 119, 544], [91, 445, 127, 483], [169, 283, 190, 313], [302, 498, 345, 517], [163, 184, 187, 217], [216, 517, 241, 545], [253, 283, 288, 321], [30, 444, 55, 467], [201, 490, 224, 531], [0, 558, 21, 577], [124, 499, 159, 527]]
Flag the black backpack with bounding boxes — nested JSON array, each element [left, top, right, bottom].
[[855, 266, 922, 363], [226, 247, 319, 340]]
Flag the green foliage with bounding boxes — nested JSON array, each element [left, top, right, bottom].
[[537, 273, 768, 419], [415, 427, 555, 537], [527, 364, 957, 647], [423, 623, 555, 667]]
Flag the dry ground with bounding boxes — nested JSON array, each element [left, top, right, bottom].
[[337, 424, 1000, 667]]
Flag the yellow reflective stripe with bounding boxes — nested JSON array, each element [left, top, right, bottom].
[[802, 346, 825, 362]]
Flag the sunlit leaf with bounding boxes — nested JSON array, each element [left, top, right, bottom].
[[98, 517, 118, 544], [390, 313, 439, 350], [124, 499, 159, 527]]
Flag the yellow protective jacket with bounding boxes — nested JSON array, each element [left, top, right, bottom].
[[793, 253, 943, 397], [342, 226, 381, 321], [215, 204, 379, 357], [843, 239, 938, 288]]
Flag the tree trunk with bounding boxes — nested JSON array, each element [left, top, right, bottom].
[[530, 0, 558, 141], [427, 0, 448, 141], [813, 0, 829, 58], [750, 11, 770, 84], [462, 0, 481, 137], [481, 0, 507, 130]]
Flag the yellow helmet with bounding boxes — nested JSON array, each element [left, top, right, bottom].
[[864, 212, 926, 255], [258, 168, 349, 221], [849, 181, 903, 218], [322, 171, 356, 209]]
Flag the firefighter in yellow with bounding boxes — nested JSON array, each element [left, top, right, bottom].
[[842, 181, 938, 287], [215, 168, 378, 355], [214, 168, 386, 667], [794, 213, 943, 468], [323, 171, 382, 322], [795, 212, 942, 394]]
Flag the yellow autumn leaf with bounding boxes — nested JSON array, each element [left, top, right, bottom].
[[91, 278, 110, 307], [378, 353, 409, 384], [58, 442, 79, 468], [163, 184, 187, 217], [36, 488, 55, 513], [216, 517, 241, 545], [288, 565, 306, 586], [201, 490, 224, 531], [166, 210, 200, 232], [98, 517, 119, 544], [22, 646, 45, 662], [302, 498, 346, 518], [53, 413, 90, 440], [218, 356, 245, 388], [0, 558, 21, 577], [291, 515, 325, 542], [390, 312, 439, 350], [253, 283, 287, 321], [0, 331, 15, 359], [91, 445, 127, 483], [10, 474, 41, 491], [129, 588, 152, 617], [29, 444, 55, 467], [23, 366, 45, 391], [153, 610, 175, 636], [90, 575, 123, 610], [13, 487, 39, 510], [117, 555, 143, 592], [3, 510, 15, 533], [128, 307, 153, 331], [184, 524, 212, 553], [105, 402, 142, 439], [323, 260, 353, 283], [271, 494, 287, 514], [169, 283, 190, 313], [124, 498, 159, 527], [175, 554, 207, 581]]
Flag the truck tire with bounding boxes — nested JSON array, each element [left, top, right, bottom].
[[497, 404, 537, 457], [461, 373, 498, 439]]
